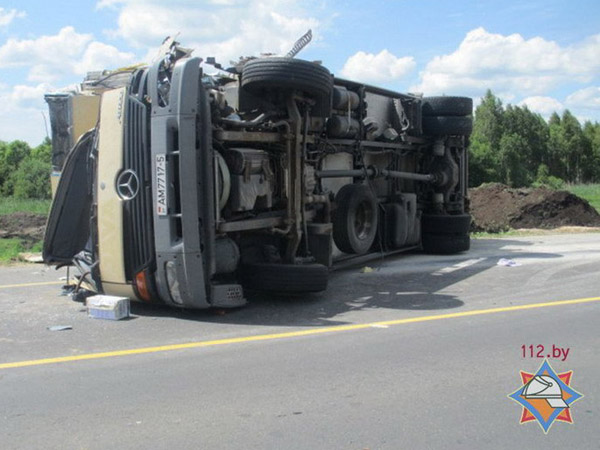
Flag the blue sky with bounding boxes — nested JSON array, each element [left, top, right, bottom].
[[1, 0, 599, 145]]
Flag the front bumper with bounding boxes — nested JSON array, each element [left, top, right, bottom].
[[147, 57, 214, 309]]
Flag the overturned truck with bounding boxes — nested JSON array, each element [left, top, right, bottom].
[[44, 42, 473, 309]]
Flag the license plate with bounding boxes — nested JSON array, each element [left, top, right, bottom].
[[155, 154, 168, 216]]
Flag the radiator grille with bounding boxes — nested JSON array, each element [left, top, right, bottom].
[[123, 95, 153, 279]]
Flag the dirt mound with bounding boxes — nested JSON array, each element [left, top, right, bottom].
[[0, 212, 47, 244], [469, 183, 600, 232]]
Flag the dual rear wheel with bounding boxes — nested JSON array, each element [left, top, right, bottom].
[[332, 185, 470, 255], [421, 96, 473, 136]]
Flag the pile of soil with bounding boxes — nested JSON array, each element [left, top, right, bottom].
[[0, 212, 47, 245], [469, 183, 600, 232]]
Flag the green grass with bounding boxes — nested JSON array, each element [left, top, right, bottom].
[[472, 230, 526, 239], [0, 197, 51, 216], [566, 184, 600, 213], [0, 238, 28, 263]]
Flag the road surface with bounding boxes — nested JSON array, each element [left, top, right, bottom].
[[1, 233, 599, 449]]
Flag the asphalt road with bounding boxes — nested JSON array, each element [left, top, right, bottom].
[[1, 233, 599, 449]]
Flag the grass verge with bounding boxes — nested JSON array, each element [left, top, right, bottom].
[[567, 184, 600, 213], [0, 197, 51, 216], [0, 238, 27, 263], [0, 238, 43, 264]]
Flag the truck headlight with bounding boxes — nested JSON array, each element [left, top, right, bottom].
[[165, 261, 183, 305]]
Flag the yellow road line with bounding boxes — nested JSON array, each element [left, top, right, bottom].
[[0, 281, 64, 289], [1, 295, 599, 370]]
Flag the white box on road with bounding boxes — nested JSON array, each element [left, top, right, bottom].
[[86, 295, 130, 320]]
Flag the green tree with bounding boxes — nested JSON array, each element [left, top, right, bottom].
[[547, 117, 566, 180], [502, 105, 549, 173], [498, 133, 529, 187], [560, 110, 588, 183], [31, 137, 52, 165], [469, 93, 600, 186], [583, 121, 600, 181], [9, 157, 51, 199], [0, 140, 31, 190], [532, 164, 565, 189], [469, 90, 504, 186]]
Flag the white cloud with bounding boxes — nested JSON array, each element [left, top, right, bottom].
[[413, 28, 600, 97], [98, 0, 321, 63], [8, 83, 54, 108], [519, 96, 564, 117], [0, 26, 136, 82], [566, 87, 600, 110], [75, 41, 137, 74], [0, 27, 91, 68], [340, 50, 416, 83], [0, 84, 54, 144], [0, 7, 26, 27]]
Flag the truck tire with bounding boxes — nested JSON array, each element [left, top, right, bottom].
[[241, 57, 333, 100], [421, 213, 471, 254], [422, 213, 471, 234], [241, 262, 328, 293], [333, 184, 379, 255], [422, 96, 473, 116], [422, 115, 473, 136], [422, 233, 470, 254]]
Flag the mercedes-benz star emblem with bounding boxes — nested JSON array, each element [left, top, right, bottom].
[[116, 169, 139, 200]]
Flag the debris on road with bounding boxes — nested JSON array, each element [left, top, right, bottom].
[[18, 252, 43, 263], [497, 258, 521, 267], [361, 266, 374, 273], [86, 295, 130, 320], [47, 325, 72, 331]]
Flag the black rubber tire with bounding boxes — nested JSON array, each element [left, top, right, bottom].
[[422, 233, 470, 254], [422, 214, 471, 234], [241, 262, 328, 293], [241, 57, 333, 100], [422, 96, 473, 116], [333, 184, 379, 255], [422, 115, 473, 136]]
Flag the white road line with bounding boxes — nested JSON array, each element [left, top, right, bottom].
[[432, 258, 486, 276]]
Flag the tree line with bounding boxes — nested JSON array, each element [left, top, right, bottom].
[[469, 90, 600, 188]]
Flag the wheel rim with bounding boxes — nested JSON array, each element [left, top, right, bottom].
[[354, 200, 374, 240]]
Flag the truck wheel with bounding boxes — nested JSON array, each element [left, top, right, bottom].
[[241, 57, 333, 100], [422, 233, 470, 254], [422, 115, 473, 136], [421, 213, 471, 254], [333, 184, 379, 255], [241, 262, 328, 293], [422, 213, 471, 234], [422, 96, 473, 116]]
